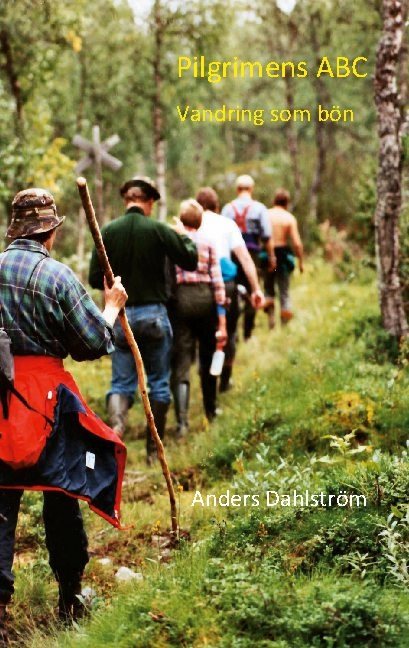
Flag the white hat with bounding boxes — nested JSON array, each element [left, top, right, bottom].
[[236, 174, 255, 189]]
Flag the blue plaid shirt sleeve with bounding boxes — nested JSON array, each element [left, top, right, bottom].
[[57, 269, 115, 361]]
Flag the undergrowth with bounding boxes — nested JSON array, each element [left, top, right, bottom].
[[7, 262, 407, 648]]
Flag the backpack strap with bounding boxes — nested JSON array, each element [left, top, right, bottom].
[[231, 203, 250, 233], [9, 257, 45, 329], [0, 372, 53, 425], [0, 256, 48, 422], [0, 376, 10, 420]]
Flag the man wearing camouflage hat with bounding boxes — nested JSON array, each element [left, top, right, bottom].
[[89, 176, 198, 463], [0, 188, 127, 641]]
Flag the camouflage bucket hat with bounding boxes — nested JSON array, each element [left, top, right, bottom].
[[6, 188, 65, 240]]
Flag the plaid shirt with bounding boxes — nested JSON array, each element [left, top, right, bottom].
[[0, 239, 114, 360], [175, 230, 226, 309]]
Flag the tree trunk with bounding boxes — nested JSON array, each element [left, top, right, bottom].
[[194, 130, 205, 186], [263, 13, 302, 210], [284, 75, 301, 209], [397, 3, 409, 139], [309, 89, 326, 224], [308, 11, 332, 224], [154, 128, 167, 222], [374, 0, 409, 337], [0, 27, 24, 138], [76, 49, 87, 133], [153, 0, 167, 222]]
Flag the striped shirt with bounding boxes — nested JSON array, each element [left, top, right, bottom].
[[175, 229, 226, 312], [0, 239, 114, 360]]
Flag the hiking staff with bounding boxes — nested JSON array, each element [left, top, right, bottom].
[[76, 176, 178, 537]]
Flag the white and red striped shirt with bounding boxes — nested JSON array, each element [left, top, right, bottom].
[[175, 229, 226, 308]]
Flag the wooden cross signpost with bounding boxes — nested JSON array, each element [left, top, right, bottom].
[[73, 125, 122, 223]]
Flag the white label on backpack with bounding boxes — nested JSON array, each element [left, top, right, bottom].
[[86, 452, 95, 470]]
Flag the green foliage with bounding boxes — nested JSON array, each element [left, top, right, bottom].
[[400, 204, 409, 319], [379, 511, 409, 588], [349, 167, 377, 254], [203, 561, 405, 647], [0, 0, 389, 250], [11, 263, 408, 648], [203, 401, 283, 479], [351, 314, 400, 363], [332, 310, 401, 364], [18, 492, 46, 547], [0, 0, 407, 644]]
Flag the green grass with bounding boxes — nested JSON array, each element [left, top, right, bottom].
[[8, 260, 409, 647]]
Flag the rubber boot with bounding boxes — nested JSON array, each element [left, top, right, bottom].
[[263, 297, 275, 330], [107, 394, 130, 438], [58, 576, 87, 624], [200, 371, 217, 421], [146, 401, 169, 465], [0, 604, 8, 646], [267, 306, 275, 330], [173, 382, 189, 439], [243, 305, 256, 341], [219, 365, 232, 393]]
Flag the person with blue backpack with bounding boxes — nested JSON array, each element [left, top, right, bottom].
[[196, 186, 264, 393]]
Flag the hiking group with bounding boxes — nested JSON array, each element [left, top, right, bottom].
[[0, 173, 303, 643]]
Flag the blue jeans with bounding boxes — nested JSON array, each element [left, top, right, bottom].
[[109, 304, 172, 404]]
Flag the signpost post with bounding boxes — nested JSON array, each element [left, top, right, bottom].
[[73, 126, 122, 224]]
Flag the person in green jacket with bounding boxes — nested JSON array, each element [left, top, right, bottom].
[[89, 176, 198, 463]]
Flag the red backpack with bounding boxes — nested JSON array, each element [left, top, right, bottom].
[[231, 203, 250, 233]]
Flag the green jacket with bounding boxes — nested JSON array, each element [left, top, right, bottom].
[[89, 207, 198, 305]]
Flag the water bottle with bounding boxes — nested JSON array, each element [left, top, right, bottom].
[[210, 350, 225, 376]]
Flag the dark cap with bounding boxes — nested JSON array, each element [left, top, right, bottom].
[[119, 176, 160, 201], [6, 188, 65, 239]]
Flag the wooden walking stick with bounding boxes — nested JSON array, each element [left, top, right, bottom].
[[76, 177, 178, 537]]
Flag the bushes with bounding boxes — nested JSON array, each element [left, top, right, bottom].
[[352, 314, 401, 364], [202, 401, 283, 479], [23, 263, 409, 648], [208, 504, 391, 580], [204, 562, 407, 647], [206, 439, 409, 585]]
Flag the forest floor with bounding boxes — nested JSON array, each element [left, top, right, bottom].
[[8, 260, 409, 647]]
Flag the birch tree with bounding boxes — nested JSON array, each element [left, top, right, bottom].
[[374, 0, 409, 337], [146, 0, 229, 221]]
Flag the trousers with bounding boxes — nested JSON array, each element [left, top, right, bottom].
[[235, 250, 260, 340], [109, 303, 173, 405], [170, 284, 217, 418], [0, 489, 88, 603], [224, 281, 240, 368]]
